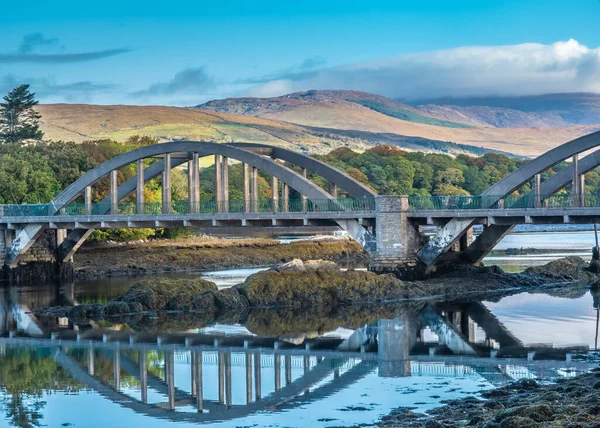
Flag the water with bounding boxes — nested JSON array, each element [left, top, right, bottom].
[[1, 232, 599, 427]]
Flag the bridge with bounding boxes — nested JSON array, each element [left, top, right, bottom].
[[1, 132, 600, 281]]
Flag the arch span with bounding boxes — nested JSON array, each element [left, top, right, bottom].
[[7, 141, 374, 266], [418, 130, 600, 267]]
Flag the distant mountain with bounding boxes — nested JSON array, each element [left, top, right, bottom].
[[411, 93, 600, 128], [37, 104, 504, 157], [195, 90, 598, 157]]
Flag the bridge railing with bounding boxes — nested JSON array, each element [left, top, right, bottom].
[[0, 198, 376, 217], [408, 194, 600, 210]]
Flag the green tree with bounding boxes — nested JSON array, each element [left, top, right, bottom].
[[0, 85, 43, 144]]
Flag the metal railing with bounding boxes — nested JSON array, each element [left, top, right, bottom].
[[0, 198, 376, 217], [408, 194, 596, 210], [1, 194, 599, 217]]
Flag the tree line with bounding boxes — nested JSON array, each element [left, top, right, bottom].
[[0, 84, 596, 241]]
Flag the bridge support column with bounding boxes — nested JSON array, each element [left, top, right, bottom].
[[282, 183, 289, 212], [188, 153, 200, 213], [573, 154, 581, 207], [136, 159, 144, 214], [301, 168, 307, 211], [243, 163, 250, 213], [162, 153, 172, 214], [271, 176, 279, 212], [251, 167, 258, 212], [222, 156, 229, 213], [369, 196, 424, 280], [580, 173, 586, 207], [110, 170, 118, 214], [85, 185, 93, 215], [215, 154, 222, 212], [533, 173, 541, 208]]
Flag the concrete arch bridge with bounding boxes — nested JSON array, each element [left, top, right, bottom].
[[0, 133, 600, 280]]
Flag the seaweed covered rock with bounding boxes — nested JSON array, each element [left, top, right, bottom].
[[240, 268, 406, 308], [275, 259, 339, 272], [119, 277, 218, 311], [524, 256, 599, 282], [184, 288, 249, 316]]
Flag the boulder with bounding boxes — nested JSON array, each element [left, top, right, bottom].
[[119, 277, 218, 311], [304, 259, 339, 270]]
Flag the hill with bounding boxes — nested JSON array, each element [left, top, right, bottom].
[[195, 90, 599, 157], [412, 93, 600, 128], [36, 104, 506, 157]]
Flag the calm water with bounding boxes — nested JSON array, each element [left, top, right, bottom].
[[1, 232, 599, 428]]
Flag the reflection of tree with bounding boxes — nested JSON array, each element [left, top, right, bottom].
[[0, 350, 81, 428]]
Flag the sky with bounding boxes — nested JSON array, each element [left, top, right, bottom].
[[1, 0, 600, 106]]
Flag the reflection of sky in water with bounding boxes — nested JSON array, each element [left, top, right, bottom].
[[484, 291, 599, 348], [6, 355, 493, 428]]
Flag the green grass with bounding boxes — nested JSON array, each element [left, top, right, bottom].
[[348, 100, 474, 129]]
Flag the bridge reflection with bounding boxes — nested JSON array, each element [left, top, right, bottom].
[[1, 282, 597, 423]]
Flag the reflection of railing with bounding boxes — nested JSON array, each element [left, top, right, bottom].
[[0, 198, 376, 217]]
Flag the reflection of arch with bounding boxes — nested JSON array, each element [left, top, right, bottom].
[[419, 131, 600, 266], [55, 348, 366, 423], [8, 142, 374, 266]]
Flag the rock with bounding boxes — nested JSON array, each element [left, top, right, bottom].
[[275, 259, 306, 271], [119, 277, 218, 311], [66, 304, 105, 323], [104, 301, 131, 316], [212, 288, 248, 313], [304, 259, 339, 270], [240, 269, 405, 308]]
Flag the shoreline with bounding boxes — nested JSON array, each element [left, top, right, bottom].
[[73, 236, 368, 279]]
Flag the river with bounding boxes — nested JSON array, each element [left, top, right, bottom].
[[0, 231, 599, 428]]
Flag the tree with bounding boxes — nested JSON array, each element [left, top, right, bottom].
[[0, 84, 43, 144]]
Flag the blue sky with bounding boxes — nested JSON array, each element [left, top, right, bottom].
[[2, 0, 600, 105]]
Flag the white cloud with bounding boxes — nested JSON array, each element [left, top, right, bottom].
[[245, 39, 600, 99]]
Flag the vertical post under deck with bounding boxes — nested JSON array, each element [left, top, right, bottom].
[[110, 170, 118, 214], [188, 153, 200, 213], [222, 157, 229, 213], [243, 163, 250, 213], [282, 183, 289, 213], [85, 186, 92, 215], [251, 167, 258, 212], [136, 159, 144, 214], [301, 168, 307, 211], [194, 351, 203, 412], [533, 173, 541, 208], [573, 154, 580, 207], [215, 154, 222, 212], [113, 350, 121, 392], [271, 176, 279, 212], [580, 173, 586, 207], [162, 153, 172, 214]]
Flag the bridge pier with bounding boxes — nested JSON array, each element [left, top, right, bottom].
[[369, 196, 426, 280], [2, 229, 73, 284]]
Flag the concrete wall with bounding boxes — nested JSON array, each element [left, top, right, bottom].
[[369, 196, 425, 279], [1, 229, 73, 284]]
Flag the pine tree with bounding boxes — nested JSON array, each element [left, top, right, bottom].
[[0, 84, 44, 144]]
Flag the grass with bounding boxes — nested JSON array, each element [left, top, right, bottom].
[[349, 99, 474, 128]]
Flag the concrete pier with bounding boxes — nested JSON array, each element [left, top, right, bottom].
[[368, 196, 424, 280]]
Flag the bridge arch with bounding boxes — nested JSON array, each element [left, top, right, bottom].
[[7, 141, 374, 266], [418, 130, 600, 267]]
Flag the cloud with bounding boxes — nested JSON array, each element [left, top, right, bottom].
[[131, 67, 215, 98], [238, 55, 327, 84], [18, 33, 62, 54], [0, 75, 117, 102], [0, 49, 131, 64], [0, 33, 131, 63], [244, 39, 600, 99]]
